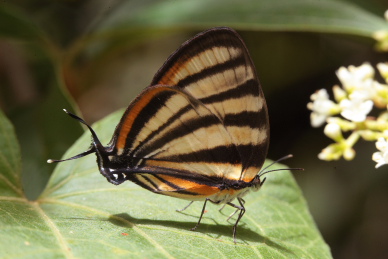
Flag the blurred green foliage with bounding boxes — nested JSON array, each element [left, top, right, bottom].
[[1, 0, 388, 258]]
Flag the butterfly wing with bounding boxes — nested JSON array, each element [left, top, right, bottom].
[[113, 84, 241, 174], [109, 85, 244, 199], [151, 27, 269, 181], [105, 27, 269, 198]]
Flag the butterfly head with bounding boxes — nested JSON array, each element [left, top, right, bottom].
[[47, 109, 126, 185], [247, 175, 266, 192]]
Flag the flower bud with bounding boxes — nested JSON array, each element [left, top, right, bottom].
[[324, 123, 343, 141]]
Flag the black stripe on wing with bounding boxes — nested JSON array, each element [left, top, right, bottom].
[[147, 27, 270, 180], [124, 90, 174, 152], [199, 79, 259, 104], [135, 114, 225, 157], [176, 55, 247, 88], [109, 28, 269, 182], [224, 111, 264, 128], [129, 103, 191, 157], [151, 27, 245, 86], [158, 145, 240, 164], [130, 79, 260, 157], [111, 85, 242, 177]]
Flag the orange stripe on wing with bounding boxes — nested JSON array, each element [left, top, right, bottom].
[[157, 62, 184, 86], [161, 175, 219, 196], [116, 87, 171, 151]]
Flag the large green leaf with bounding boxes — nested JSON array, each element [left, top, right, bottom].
[[0, 109, 331, 258], [64, 0, 388, 103], [96, 0, 388, 37], [71, 0, 388, 68]]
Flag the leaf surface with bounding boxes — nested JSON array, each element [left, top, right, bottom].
[[0, 110, 331, 258]]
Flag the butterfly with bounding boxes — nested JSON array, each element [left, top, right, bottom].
[[48, 27, 270, 243]]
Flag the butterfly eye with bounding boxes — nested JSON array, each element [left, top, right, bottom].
[[106, 171, 126, 185]]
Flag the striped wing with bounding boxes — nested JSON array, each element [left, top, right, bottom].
[[113, 85, 242, 178], [110, 27, 269, 189], [150, 27, 269, 181], [110, 85, 245, 199]]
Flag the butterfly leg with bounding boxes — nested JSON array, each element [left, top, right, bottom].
[[226, 197, 245, 243], [218, 204, 226, 212], [191, 199, 209, 231], [225, 198, 245, 222], [176, 201, 194, 212]]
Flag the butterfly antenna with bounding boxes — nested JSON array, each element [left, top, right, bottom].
[[259, 167, 304, 178], [47, 149, 95, 163], [63, 109, 103, 146], [258, 154, 303, 178], [260, 154, 293, 173], [46, 109, 101, 163]]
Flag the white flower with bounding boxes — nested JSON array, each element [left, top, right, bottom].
[[307, 89, 339, 127], [333, 85, 347, 102], [372, 137, 388, 168], [336, 63, 374, 90], [371, 81, 388, 107], [343, 148, 355, 160], [373, 30, 388, 41], [340, 96, 373, 122], [324, 123, 342, 141], [336, 63, 377, 101], [318, 145, 335, 160], [318, 144, 341, 160], [351, 80, 376, 101], [377, 63, 388, 82], [385, 10, 388, 21]]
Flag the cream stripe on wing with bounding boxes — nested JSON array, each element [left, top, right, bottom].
[[175, 46, 242, 83], [132, 99, 231, 158], [145, 160, 243, 179], [183, 65, 254, 100], [206, 94, 263, 119], [130, 93, 193, 149], [149, 124, 233, 157], [225, 126, 268, 146]]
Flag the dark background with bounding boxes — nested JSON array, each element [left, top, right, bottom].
[[1, 0, 388, 258]]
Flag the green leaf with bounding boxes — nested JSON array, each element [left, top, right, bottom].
[[1, 109, 331, 258], [97, 0, 388, 37], [0, 3, 83, 200], [65, 0, 388, 97], [0, 110, 22, 198], [72, 0, 388, 66]]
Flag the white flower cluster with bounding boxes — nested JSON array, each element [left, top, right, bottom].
[[308, 63, 388, 168]]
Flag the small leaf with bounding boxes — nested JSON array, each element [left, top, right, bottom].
[[0, 110, 331, 258]]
